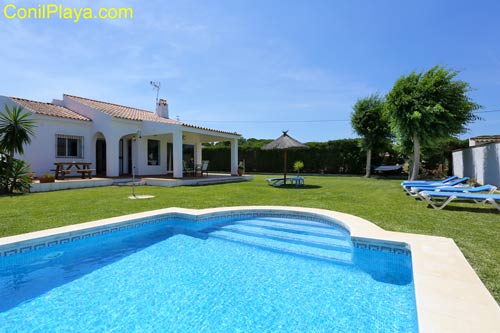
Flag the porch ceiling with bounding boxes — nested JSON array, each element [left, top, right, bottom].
[[192, 133, 236, 143], [182, 127, 240, 143]]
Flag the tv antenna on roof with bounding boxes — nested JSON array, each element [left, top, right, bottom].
[[150, 81, 161, 106]]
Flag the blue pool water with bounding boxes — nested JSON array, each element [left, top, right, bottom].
[[0, 215, 418, 332]]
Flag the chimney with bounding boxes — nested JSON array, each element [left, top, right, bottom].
[[156, 99, 169, 118]]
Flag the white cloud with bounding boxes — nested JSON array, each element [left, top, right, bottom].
[[0, 1, 385, 141]]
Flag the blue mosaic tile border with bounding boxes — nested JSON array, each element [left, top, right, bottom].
[[0, 215, 174, 257], [352, 238, 411, 256], [0, 210, 410, 257]]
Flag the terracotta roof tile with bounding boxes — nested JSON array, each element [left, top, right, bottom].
[[10, 97, 91, 121], [64, 94, 240, 136], [470, 135, 500, 146], [64, 94, 181, 125], [471, 135, 500, 140]]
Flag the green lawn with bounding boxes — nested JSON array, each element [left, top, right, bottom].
[[1, 175, 499, 302]]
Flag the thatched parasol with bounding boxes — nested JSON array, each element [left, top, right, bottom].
[[262, 131, 308, 184]]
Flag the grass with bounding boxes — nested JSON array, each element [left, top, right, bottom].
[[0, 174, 499, 303]]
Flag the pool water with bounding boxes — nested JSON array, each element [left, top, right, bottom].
[[0, 215, 418, 332]]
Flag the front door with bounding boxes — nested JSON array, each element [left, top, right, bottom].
[[166, 142, 173, 173], [119, 139, 124, 175], [96, 139, 107, 176], [127, 140, 132, 175]]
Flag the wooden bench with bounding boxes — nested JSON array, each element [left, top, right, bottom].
[[51, 167, 95, 179], [51, 169, 72, 180], [75, 169, 96, 179]]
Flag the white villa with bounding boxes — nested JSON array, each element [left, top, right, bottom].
[[0, 94, 241, 178]]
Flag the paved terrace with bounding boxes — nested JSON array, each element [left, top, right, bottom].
[[30, 173, 253, 192]]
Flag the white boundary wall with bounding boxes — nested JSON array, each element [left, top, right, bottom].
[[452, 142, 500, 187]]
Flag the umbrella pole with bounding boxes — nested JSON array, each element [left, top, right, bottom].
[[283, 150, 287, 184]]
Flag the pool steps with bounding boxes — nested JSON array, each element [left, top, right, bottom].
[[220, 223, 350, 250], [202, 217, 353, 265], [235, 219, 347, 239]]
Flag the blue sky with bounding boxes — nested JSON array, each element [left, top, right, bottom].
[[1, 0, 499, 142]]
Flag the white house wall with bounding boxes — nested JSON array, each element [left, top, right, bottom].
[[136, 134, 170, 176], [124, 121, 178, 176], [2, 95, 241, 179], [1, 96, 93, 176], [141, 121, 178, 137], [61, 97, 113, 128], [452, 142, 500, 187], [472, 147, 486, 184], [24, 115, 92, 176], [105, 119, 144, 177], [62, 96, 151, 177], [452, 152, 464, 178]]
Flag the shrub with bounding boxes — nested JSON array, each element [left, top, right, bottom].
[[0, 157, 31, 194], [203, 139, 366, 174]]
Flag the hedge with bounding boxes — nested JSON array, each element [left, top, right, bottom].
[[203, 139, 377, 174]]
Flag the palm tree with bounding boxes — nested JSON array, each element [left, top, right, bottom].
[[0, 105, 35, 194], [0, 105, 35, 165]]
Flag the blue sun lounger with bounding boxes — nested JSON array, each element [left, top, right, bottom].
[[419, 191, 500, 211], [411, 184, 497, 196], [374, 165, 403, 172], [402, 177, 469, 195], [401, 175, 458, 186], [266, 177, 304, 187]]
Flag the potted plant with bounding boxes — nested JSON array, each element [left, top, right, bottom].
[[39, 173, 55, 183], [237, 160, 245, 176]]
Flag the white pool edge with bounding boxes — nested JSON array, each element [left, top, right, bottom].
[[0, 206, 499, 332]]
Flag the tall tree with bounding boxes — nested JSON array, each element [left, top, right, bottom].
[[385, 66, 480, 180], [351, 94, 392, 177]]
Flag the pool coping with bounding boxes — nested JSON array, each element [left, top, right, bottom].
[[0, 206, 499, 332]]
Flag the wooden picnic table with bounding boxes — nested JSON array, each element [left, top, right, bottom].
[[53, 162, 95, 180]]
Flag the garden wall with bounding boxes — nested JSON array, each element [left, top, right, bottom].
[[452, 142, 500, 187]]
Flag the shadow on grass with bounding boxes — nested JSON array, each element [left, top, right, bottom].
[[272, 185, 322, 190], [425, 204, 500, 214], [372, 175, 407, 180], [0, 193, 26, 197]]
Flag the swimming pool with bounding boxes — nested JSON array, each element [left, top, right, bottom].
[[0, 210, 418, 331]]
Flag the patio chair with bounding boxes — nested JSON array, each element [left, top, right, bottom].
[[411, 184, 497, 196], [418, 190, 500, 211], [402, 177, 469, 195], [183, 160, 194, 176], [196, 160, 209, 177]]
